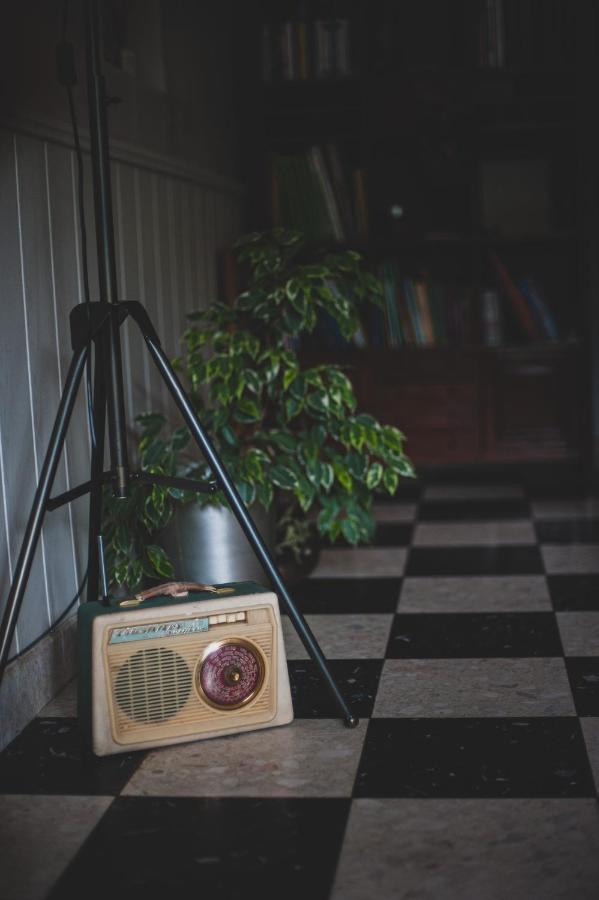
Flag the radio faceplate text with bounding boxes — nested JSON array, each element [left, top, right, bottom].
[[109, 617, 210, 644]]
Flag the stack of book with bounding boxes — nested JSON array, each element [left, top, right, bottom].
[[377, 263, 475, 348], [271, 145, 368, 243], [374, 256, 559, 350], [262, 18, 351, 82], [479, 0, 575, 70], [489, 254, 559, 342]]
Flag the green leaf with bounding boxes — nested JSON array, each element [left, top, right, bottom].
[[306, 392, 330, 415], [171, 427, 190, 453], [241, 368, 262, 394], [349, 422, 365, 450], [283, 367, 298, 391], [142, 439, 167, 466], [294, 476, 316, 512], [341, 517, 360, 544], [145, 544, 175, 578], [285, 278, 300, 301], [320, 462, 334, 491], [383, 468, 399, 495], [233, 397, 261, 423], [237, 481, 256, 505], [256, 480, 274, 509], [333, 462, 353, 492], [305, 458, 323, 488], [347, 449, 368, 480], [396, 457, 416, 477], [285, 396, 303, 420], [221, 424, 238, 447], [366, 462, 383, 489], [268, 430, 297, 453], [270, 464, 298, 490]]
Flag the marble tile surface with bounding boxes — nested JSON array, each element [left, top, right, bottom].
[[398, 575, 551, 613], [424, 483, 525, 501], [355, 718, 593, 799], [282, 614, 393, 659], [557, 612, 599, 656], [283, 613, 393, 659], [122, 719, 366, 798], [0, 794, 112, 900], [532, 498, 599, 520], [0, 718, 144, 795], [580, 718, 599, 793], [414, 520, 536, 546], [332, 798, 599, 900], [313, 547, 406, 578], [51, 796, 349, 900], [372, 502, 417, 522], [289, 659, 383, 719], [374, 658, 575, 718], [387, 612, 561, 659], [542, 545, 599, 574]]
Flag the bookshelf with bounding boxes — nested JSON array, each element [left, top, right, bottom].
[[234, 0, 593, 466]]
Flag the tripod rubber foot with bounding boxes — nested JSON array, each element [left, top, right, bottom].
[[344, 715, 359, 729]]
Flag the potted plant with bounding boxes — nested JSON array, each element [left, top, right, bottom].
[[102, 229, 414, 591]]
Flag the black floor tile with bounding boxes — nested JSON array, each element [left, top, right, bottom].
[[378, 479, 422, 501], [0, 718, 144, 795], [406, 546, 544, 576], [373, 523, 413, 546], [354, 718, 594, 799], [48, 796, 350, 900], [419, 500, 531, 521], [386, 612, 563, 658], [536, 519, 599, 543], [548, 575, 599, 611], [566, 658, 599, 716], [288, 659, 383, 719], [526, 480, 594, 499], [291, 578, 401, 613]]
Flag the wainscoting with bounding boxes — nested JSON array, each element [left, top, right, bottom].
[[0, 118, 243, 745]]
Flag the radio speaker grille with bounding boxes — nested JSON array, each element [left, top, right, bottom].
[[114, 646, 192, 724]]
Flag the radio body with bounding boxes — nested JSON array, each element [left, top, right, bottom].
[[78, 581, 293, 756]]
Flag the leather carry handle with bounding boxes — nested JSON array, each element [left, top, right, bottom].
[[119, 581, 234, 608]]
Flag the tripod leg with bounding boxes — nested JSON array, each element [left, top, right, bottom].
[[0, 346, 89, 681], [143, 334, 358, 728], [86, 340, 107, 604]]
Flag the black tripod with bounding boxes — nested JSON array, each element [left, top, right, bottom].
[[0, 0, 357, 729]]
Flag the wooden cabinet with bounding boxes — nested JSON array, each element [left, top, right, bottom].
[[302, 343, 581, 465]]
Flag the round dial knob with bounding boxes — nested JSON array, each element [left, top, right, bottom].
[[198, 639, 265, 710]]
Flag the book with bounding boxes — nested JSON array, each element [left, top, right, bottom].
[[414, 280, 435, 346], [308, 147, 345, 241], [481, 289, 503, 346], [490, 253, 540, 340], [518, 278, 559, 340]]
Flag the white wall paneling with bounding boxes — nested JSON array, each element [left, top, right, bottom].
[[0, 123, 243, 663]]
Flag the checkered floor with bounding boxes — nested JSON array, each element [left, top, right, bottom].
[[2, 478, 599, 899]]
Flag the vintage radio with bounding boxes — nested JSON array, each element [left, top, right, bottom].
[[78, 580, 293, 756]]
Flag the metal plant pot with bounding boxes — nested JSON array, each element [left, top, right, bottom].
[[160, 502, 275, 586]]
